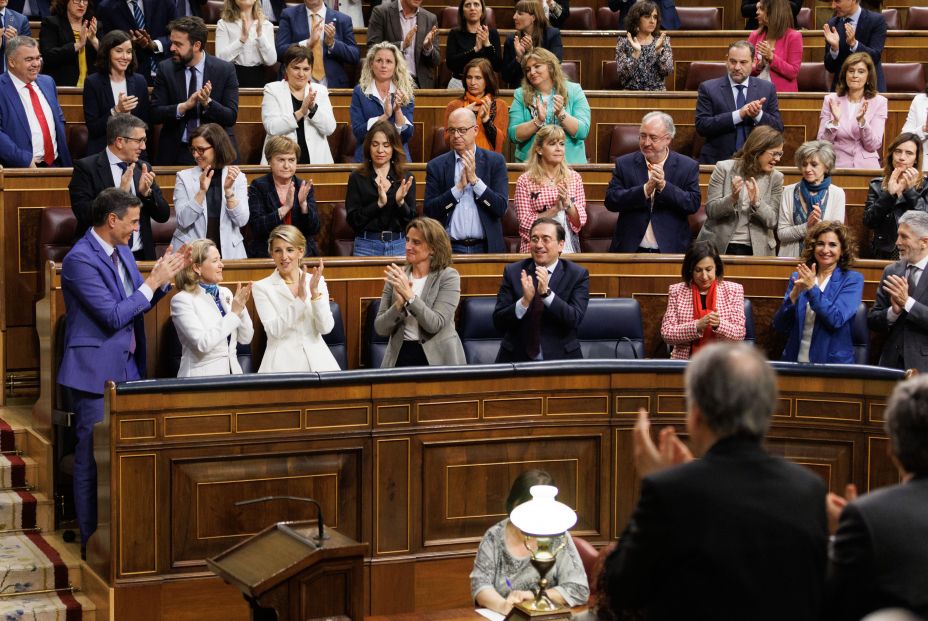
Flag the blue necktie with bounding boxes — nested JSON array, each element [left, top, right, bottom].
[[131, 0, 157, 76], [185, 66, 199, 140], [735, 84, 747, 151]]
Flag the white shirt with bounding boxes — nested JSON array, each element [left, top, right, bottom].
[[9, 72, 57, 163], [260, 0, 276, 21], [215, 17, 277, 68], [109, 77, 129, 114], [797, 273, 832, 363], [901, 94, 928, 172], [639, 150, 669, 250], [398, 5, 417, 78], [728, 76, 764, 125], [401, 275, 428, 341], [106, 148, 143, 252], [364, 81, 410, 132], [888, 254, 928, 323]]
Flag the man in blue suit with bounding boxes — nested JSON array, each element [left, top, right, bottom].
[[424, 108, 509, 254], [823, 0, 886, 92], [97, 0, 178, 83], [276, 0, 359, 88], [0, 36, 70, 167], [0, 0, 31, 73], [695, 40, 783, 165], [605, 111, 701, 254], [58, 188, 187, 553], [6, 0, 48, 19]]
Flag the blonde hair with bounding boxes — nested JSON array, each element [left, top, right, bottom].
[[174, 239, 218, 292], [358, 42, 415, 106], [220, 0, 265, 23], [264, 135, 301, 162], [525, 125, 570, 185], [519, 48, 568, 103], [267, 224, 306, 256]]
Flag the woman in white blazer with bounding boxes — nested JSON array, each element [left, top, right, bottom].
[[170, 239, 254, 377], [171, 124, 250, 259], [261, 45, 336, 165], [252, 225, 341, 373]]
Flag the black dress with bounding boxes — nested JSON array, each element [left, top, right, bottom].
[[445, 28, 502, 80], [290, 94, 311, 165]]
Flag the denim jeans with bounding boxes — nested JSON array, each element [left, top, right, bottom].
[[353, 235, 406, 257]]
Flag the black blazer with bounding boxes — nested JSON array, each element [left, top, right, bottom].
[[82, 71, 152, 157], [67, 150, 170, 260], [493, 257, 589, 362], [501, 26, 563, 88], [862, 177, 928, 259], [345, 168, 417, 234], [151, 54, 239, 166], [247, 173, 320, 258], [827, 477, 928, 620], [823, 8, 886, 92], [97, 0, 177, 83], [601, 436, 828, 621], [39, 15, 97, 87]]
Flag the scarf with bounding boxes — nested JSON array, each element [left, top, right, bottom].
[[462, 93, 498, 150], [793, 177, 831, 225], [199, 283, 226, 316], [691, 279, 717, 355]]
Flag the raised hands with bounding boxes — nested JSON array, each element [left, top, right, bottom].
[[855, 99, 869, 126], [147, 244, 190, 290], [740, 97, 766, 119], [198, 166, 215, 192], [626, 32, 642, 55], [298, 179, 313, 213], [519, 269, 536, 306], [730, 175, 744, 203], [475, 24, 490, 51], [458, 149, 477, 186], [887, 167, 920, 197], [197, 80, 213, 107], [645, 161, 665, 195], [309, 15, 324, 48], [791, 262, 818, 299], [138, 162, 156, 197], [223, 166, 241, 194], [231, 282, 253, 315], [828, 95, 841, 124], [395, 175, 414, 204], [556, 181, 571, 210], [115, 92, 139, 113], [280, 181, 295, 219], [402, 24, 417, 51], [422, 26, 438, 51], [323, 22, 335, 47], [385, 263, 413, 308], [883, 274, 910, 314], [633, 408, 693, 478], [130, 28, 154, 50], [844, 21, 857, 48], [514, 33, 532, 60], [655, 32, 667, 50], [381, 91, 394, 121], [2, 25, 16, 42], [375, 172, 391, 207], [823, 23, 840, 51], [533, 94, 548, 124], [745, 176, 759, 206], [119, 162, 135, 193], [308, 258, 324, 299], [826, 483, 858, 534], [807, 204, 822, 227]]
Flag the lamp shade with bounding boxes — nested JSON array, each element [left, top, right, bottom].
[[508, 485, 577, 536]]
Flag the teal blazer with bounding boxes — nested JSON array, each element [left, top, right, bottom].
[[508, 80, 590, 164]]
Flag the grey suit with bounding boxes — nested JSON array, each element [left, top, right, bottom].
[[696, 158, 782, 256], [375, 266, 466, 367], [867, 258, 928, 373], [367, 0, 440, 88]]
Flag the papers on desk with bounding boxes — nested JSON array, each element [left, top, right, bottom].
[[476, 609, 505, 621]]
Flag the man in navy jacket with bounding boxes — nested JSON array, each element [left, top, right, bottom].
[[823, 0, 886, 92], [275, 0, 359, 88]]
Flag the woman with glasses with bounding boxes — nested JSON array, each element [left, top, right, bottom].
[[697, 126, 784, 256], [40, 0, 98, 87], [444, 58, 507, 153], [171, 123, 250, 259], [83, 29, 152, 157]]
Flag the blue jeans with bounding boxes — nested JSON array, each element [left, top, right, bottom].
[[353, 234, 406, 257], [452, 240, 488, 254]]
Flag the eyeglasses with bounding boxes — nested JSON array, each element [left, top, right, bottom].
[[639, 133, 670, 143], [766, 150, 784, 159], [120, 135, 147, 145], [446, 126, 476, 136], [71, 0, 89, 5], [189, 145, 214, 156]]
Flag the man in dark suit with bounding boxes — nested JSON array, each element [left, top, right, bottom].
[[826, 375, 928, 619], [69, 114, 170, 261], [57, 188, 186, 552], [867, 211, 928, 374], [6, 0, 48, 19], [600, 342, 828, 621], [0, 0, 31, 74], [174, 0, 207, 18], [604, 111, 701, 254], [0, 36, 70, 167], [695, 40, 783, 165], [823, 0, 886, 92], [97, 0, 178, 83], [493, 218, 590, 362], [368, 0, 440, 88], [424, 108, 509, 254], [276, 0, 360, 88], [151, 16, 238, 166]]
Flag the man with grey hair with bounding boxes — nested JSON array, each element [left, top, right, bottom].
[[868, 210, 928, 373], [600, 342, 828, 620], [604, 111, 701, 253], [826, 375, 928, 619], [69, 114, 170, 260], [0, 35, 71, 167], [695, 40, 783, 165]]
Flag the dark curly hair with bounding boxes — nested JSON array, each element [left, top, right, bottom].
[[625, 0, 661, 37], [800, 220, 857, 271]]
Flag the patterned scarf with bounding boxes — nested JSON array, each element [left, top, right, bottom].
[[793, 177, 831, 224]]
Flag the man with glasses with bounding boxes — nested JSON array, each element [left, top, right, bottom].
[[424, 107, 508, 254], [604, 111, 701, 254], [695, 40, 783, 165], [69, 114, 169, 260]]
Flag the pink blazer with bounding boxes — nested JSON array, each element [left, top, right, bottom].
[[817, 93, 888, 169], [661, 280, 746, 360], [748, 28, 802, 93]]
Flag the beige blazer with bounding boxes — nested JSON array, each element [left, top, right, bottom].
[[170, 287, 254, 377], [252, 270, 340, 372], [697, 158, 782, 256], [374, 266, 466, 368]]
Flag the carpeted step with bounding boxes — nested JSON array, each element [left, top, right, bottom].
[[0, 532, 81, 594], [0, 490, 38, 531], [0, 454, 32, 491], [0, 590, 84, 621]]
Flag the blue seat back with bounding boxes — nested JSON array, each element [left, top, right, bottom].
[[743, 298, 756, 345], [577, 298, 644, 359], [852, 302, 869, 365], [322, 301, 348, 370], [458, 296, 502, 364], [364, 299, 389, 368]]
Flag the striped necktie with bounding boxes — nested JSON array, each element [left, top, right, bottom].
[[130, 0, 157, 76]]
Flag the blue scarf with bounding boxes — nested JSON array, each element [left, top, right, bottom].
[[199, 283, 225, 316], [794, 177, 831, 225]]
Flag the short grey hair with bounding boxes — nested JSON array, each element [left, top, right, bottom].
[[899, 211, 928, 239], [884, 375, 928, 476], [5, 36, 37, 65], [106, 114, 148, 146], [728, 40, 755, 58], [793, 140, 836, 173], [684, 342, 776, 440], [641, 111, 676, 139]]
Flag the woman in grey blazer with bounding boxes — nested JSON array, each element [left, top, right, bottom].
[[697, 126, 784, 256], [375, 217, 467, 367]]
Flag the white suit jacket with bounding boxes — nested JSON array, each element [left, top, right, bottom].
[[252, 270, 340, 372], [261, 80, 336, 165], [170, 287, 254, 377], [171, 166, 250, 259]]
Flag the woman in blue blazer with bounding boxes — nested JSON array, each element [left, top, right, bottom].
[[773, 221, 864, 364], [349, 42, 415, 163], [83, 30, 152, 157]]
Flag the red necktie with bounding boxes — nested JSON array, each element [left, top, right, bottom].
[[25, 83, 55, 166]]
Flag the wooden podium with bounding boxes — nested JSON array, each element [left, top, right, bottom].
[[207, 520, 366, 621]]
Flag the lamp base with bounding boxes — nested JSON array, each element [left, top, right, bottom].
[[504, 602, 573, 621]]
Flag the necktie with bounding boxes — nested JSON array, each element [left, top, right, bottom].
[[907, 264, 920, 295], [110, 249, 137, 353], [131, 0, 157, 75], [525, 269, 547, 360], [186, 66, 199, 139], [25, 83, 55, 166], [311, 13, 325, 82], [734, 84, 747, 151]]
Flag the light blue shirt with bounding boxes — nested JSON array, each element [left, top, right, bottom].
[[177, 53, 208, 142], [448, 148, 488, 241], [829, 6, 863, 58], [89, 228, 154, 301], [728, 76, 763, 126]]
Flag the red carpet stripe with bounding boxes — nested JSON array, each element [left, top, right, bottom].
[[17, 491, 36, 530], [0, 419, 14, 453], [6, 454, 26, 488], [26, 533, 69, 589], [57, 590, 83, 621]]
